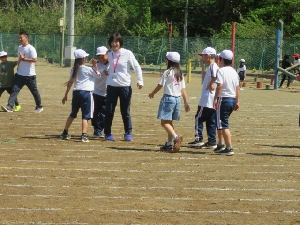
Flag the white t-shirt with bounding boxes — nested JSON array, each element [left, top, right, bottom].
[[71, 65, 100, 91], [106, 48, 143, 87], [159, 68, 185, 97], [215, 66, 239, 98], [93, 62, 109, 96], [199, 62, 219, 108], [17, 44, 37, 76], [238, 65, 246, 72]]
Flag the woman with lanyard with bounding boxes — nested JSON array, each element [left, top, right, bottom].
[[104, 33, 143, 141]]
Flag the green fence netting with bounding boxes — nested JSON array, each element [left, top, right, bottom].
[[1, 32, 300, 73]]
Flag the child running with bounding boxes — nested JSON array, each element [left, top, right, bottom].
[[148, 52, 190, 152], [60, 49, 100, 142], [0, 51, 21, 111]]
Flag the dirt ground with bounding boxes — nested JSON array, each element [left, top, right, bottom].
[[0, 60, 299, 225]]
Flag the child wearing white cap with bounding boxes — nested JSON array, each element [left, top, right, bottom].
[[149, 52, 190, 152], [237, 59, 246, 90], [0, 51, 21, 111], [188, 47, 219, 149], [60, 49, 101, 142], [213, 49, 240, 156], [91, 46, 109, 138]]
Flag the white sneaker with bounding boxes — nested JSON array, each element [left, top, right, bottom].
[[34, 106, 43, 113], [240, 88, 244, 90]]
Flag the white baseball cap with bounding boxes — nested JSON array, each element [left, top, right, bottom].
[[74, 49, 89, 59], [166, 52, 180, 63], [96, 46, 108, 55], [0, 51, 8, 57], [198, 47, 216, 56], [240, 59, 245, 62], [219, 50, 233, 60]]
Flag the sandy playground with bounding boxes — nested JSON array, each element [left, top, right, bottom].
[[0, 60, 299, 224]]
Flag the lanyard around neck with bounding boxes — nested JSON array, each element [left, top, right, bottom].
[[112, 52, 120, 73]]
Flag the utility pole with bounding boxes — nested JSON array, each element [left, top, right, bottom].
[[65, 0, 76, 67], [59, 0, 66, 67], [183, 0, 188, 55]]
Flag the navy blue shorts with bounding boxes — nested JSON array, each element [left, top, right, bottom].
[[238, 71, 245, 81], [216, 97, 236, 129], [70, 90, 93, 120]]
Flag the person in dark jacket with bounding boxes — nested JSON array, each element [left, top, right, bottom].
[[279, 54, 293, 89]]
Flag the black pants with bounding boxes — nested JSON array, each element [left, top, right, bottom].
[[8, 74, 42, 108], [0, 87, 19, 106], [279, 74, 291, 87]]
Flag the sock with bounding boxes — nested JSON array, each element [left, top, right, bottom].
[[82, 133, 86, 136], [167, 141, 172, 146], [218, 141, 224, 146], [173, 135, 178, 141], [226, 145, 232, 149], [63, 129, 68, 135]]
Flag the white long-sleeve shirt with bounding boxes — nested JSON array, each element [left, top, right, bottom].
[[106, 48, 143, 87]]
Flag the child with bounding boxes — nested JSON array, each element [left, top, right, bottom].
[[60, 49, 100, 142], [148, 52, 190, 153], [292, 53, 300, 75], [237, 59, 246, 90], [213, 50, 240, 156], [188, 47, 218, 149], [0, 51, 21, 112], [92, 46, 109, 138]]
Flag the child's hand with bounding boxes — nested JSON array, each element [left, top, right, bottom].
[[184, 103, 190, 112], [90, 58, 97, 65], [62, 96, 67, 105], [103, 70, 109, 76], [148, 93, 154, 98]]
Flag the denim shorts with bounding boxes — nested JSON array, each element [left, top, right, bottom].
[[216, 97, 236, 129], [157, 94, 181, 121]]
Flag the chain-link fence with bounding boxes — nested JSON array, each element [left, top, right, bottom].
[[1, 32, 300, 72]]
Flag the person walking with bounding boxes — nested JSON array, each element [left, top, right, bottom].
[[237, 59, 246, 90], [279, 54, 293, 89], [104, 33, 143, 141], [149, 52, 190, 153], [1, 31, 43, 113], [0, 51, 21, 112], [213, 50, 240, 156], [188, 47, 218, 149], [92, 46, 109, 138], [60, 49, 100, 143]]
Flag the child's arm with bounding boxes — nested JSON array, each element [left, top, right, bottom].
[[206, 77, 216, 92], [148, 84, 163, 98], [181, 88, 190, 112], [62, 82, 73, 105]]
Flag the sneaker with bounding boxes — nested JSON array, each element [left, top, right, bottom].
[[93, 131, 104, 138], [14, 105, 21, 112], [160, 143, 174, 152], [173, 135, 183, 153], [124, 132, 133, 141], [213, 144, 225, 153], [34, 106, 43, 113], [199, 142, 217, 149], [1, 105, 13, 112], [188, 139, 204, 147], [81, 134, 89, 142], [60, 133, 71, 140], [218, 147, 234, 156], [105, 134, 115, 141], [240, 88, 244, 90]]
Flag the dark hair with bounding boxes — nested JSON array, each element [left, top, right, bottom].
[[239, 62, 245, 68], [166, 60, 182, 82], [19, 30, 29, 38], [284, 54, 290, 59], [64, 58, 84, 86], [219, 57, 232, 66], [108, 33, 123, 48]]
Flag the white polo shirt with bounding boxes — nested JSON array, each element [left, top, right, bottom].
[[17, 44, 37, 76]]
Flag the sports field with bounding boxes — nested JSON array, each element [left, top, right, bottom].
[[0, 60, 299, 224]]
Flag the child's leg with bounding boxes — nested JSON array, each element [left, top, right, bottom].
[[221, 128, 231, 147], [217, 129, 224, 145], [82, 119, 88, 134], [161, 120, 176, 142], [64, 116, 75, 131]]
